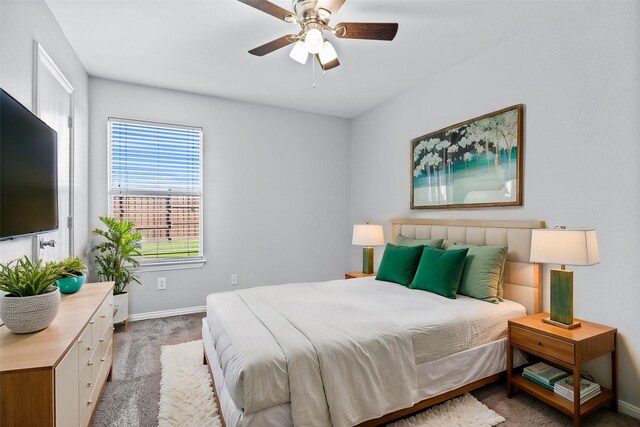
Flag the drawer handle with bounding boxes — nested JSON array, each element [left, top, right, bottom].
[[100, 338, 105, 342], [101, 357, 106, 362], [89, 321, 95, 325], [87, 400, 92, 405], [87, 382, 92, 387], [88, 361, 93, 366], [101, 315, 107, 318], [87, 346, 92, 351], [77, 339, 82, 344], [537, 341, 542, 346]]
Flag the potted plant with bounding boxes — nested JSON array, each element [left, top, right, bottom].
[[0, 256, 61, 334], [51, 257, 87, 294], [93, 216, 143, 325]]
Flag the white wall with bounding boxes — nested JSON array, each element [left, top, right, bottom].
[[350, 2, 640, 413], [89, 78, 351, 315], [0, 0, 90, 262]]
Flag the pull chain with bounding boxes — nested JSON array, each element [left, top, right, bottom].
[[312, 56, 316, 88]]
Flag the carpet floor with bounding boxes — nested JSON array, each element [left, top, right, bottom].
[[93, 313, 640, 427]]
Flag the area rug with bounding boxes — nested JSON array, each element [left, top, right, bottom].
[[158, 340, 221, 427], [388, 393, 504, 426], [159, 339, 504, 427]]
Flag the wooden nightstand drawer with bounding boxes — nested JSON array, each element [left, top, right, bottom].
[[511, 326, 574, 364]]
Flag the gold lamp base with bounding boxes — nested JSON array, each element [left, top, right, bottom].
[[542, 317, 581, 329], [544, 268, 581, 329], [362, 246, 374, 274]]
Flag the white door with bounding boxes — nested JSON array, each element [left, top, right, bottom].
[[33, 42, 74, 262]]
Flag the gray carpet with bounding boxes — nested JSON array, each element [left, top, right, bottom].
[[93, 314, 640, 427]]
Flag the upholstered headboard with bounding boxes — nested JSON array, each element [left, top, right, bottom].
[[391, 218, 545, 314]]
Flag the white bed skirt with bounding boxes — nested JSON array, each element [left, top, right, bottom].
[[202, 318, 526, 427]]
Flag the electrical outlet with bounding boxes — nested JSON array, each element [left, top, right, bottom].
[[231, 274, 238, 286], [157, 277, 167, 290]]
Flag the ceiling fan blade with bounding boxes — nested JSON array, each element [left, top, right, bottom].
[[334, 22, 398, 41], [237, 0, 295, 22], [316, 55, 340, 71], [249, 35, 297, 56], [315, 0, 346, 19]]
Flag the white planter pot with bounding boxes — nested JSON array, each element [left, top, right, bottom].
[[0, 286, 61, 334], [113, 292, 128, 324]]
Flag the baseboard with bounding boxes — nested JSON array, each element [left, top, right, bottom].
[[619, 399, 640, 420], [128, 305, 206, 322]]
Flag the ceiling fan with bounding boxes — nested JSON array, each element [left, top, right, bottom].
[[238, 0, 399, 71]]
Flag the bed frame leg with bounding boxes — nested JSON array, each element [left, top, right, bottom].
[[203, 348, 207, 365]]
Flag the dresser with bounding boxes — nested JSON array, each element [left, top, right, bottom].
[[0, 282, 114, 427]]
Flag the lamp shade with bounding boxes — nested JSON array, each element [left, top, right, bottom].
[[289, 41, 308, 64], [304, 28, 324, 54], [319, 41, 338, 65], [352, 224, 384, 246], [530, 229, 599, 266]]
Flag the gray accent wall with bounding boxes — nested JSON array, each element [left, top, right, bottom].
[[89, 78, 352, 315], [349, 2, 640, 415]]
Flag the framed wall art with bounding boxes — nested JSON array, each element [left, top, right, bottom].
[[411, 104, 524, 209]]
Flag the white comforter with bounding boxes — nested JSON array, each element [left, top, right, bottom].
[[206, 278, 526, 426]]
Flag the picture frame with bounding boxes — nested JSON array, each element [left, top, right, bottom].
[[410, 104, 524, 209]]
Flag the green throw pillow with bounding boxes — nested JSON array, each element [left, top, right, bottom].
[[395, 234, 444, 249], [446, 244, 508, 303], [410, 247, 469, 298], [376, 243, 424, 286], [497, 253, 508, 301]]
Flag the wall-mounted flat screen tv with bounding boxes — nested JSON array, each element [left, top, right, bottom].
[[1, 88, 58, 240]]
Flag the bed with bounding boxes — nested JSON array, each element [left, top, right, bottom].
[[202, 218, 545, 427]]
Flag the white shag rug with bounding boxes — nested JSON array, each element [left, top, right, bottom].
[[159, 340, 503, 427], [388, 393, 504, 427], [159, 340, 221, 427]]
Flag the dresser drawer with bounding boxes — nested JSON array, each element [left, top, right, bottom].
[[510, 326, 574, 364], [78, 360, 93, 418], [99, 338, 113, 384], [101, 327, 113, 361], [90, 313, 101, 351], [78, 325, 92, 377], [99, 296, 113, 337]]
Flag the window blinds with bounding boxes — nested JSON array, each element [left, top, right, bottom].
[[109, 119, 202, 260]]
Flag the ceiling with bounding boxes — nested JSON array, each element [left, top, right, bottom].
[[44, 0, 574, 118]]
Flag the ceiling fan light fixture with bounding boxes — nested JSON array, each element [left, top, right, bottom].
[[304, 27, 324, 54], [289, 40, 309, 64], [319, 40, 338, 65]]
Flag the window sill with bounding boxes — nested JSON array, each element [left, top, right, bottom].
[[131, 258, 206, 273]]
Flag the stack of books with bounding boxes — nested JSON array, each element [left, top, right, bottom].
[[522, 362, 569, 391], [554, 377, 601, 404]]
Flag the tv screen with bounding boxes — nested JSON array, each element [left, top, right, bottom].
[[1, 89, 58, 240]]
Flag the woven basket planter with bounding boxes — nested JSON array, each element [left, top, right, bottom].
[[0, 286, 61, 334]]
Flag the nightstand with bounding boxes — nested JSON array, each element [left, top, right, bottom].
[[345, 272, 376, 279], [507, 313, 617, 427]]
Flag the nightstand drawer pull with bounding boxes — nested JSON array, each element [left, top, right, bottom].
[[510, 326, 574, 364]]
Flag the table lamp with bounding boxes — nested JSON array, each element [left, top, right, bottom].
[[529, 227, 599, 329], [352, 224, 385, 274]]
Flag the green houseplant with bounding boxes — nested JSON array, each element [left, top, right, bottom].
[[93, 216, 143, 324], [50, 257, 88, 294], [0, 256, 62, 333]]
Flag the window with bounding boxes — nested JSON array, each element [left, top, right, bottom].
[[108, 118, 203, 268]]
